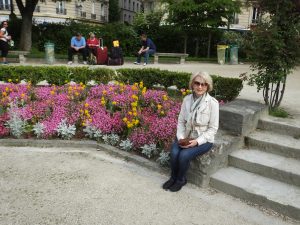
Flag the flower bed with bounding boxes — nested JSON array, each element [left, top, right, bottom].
[[0, 81, 184, 164]]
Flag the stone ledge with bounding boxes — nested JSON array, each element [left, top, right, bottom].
[[220, 99, 268, 136]]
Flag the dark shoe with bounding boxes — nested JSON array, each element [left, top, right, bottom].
[[169, 179, 187, 192], [162, 178, 175, 190]]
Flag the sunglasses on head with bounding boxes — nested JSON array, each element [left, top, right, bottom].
[[193, 81, 208, 87]]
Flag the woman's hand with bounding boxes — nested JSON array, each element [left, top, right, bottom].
[[180, 139, 198, 149]]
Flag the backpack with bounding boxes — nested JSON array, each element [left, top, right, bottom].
[[110, 47, 123, 59]]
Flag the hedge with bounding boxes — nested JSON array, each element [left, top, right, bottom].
[[0, 66, 243, 102]]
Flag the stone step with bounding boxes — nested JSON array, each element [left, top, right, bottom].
[[258, 117, 300, 137], [229, 149, 300, 187], [246, 130, 300, 159], [210, 167, 300, 221]]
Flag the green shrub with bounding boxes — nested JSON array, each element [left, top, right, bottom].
[[211, 75, 243, 101], [0, 66, 243, 102], [269, 107, 289, 118]]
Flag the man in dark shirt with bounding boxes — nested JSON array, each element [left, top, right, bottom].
[[134, 33, 156, 66]]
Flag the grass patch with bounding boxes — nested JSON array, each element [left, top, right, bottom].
[[269, 107, 289, 118]]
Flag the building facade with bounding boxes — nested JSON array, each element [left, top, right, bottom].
[[118, 0, 142, 24], [0, 0, 109, 24]]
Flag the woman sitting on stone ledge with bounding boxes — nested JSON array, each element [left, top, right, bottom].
[[162, 71, 219, 192]]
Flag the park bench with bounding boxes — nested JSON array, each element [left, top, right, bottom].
[[154, 52, 189, 64], [10, 50, 30, 64]]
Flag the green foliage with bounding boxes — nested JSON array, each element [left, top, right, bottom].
[[269, 107, 289, 118], [211, 75, 243, 101], [0, 66, 114, 85], [247, 0, 300, 109], [163, 0, 242, 31], [0, 66, 243, 102]]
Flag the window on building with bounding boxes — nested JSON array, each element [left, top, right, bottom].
[[252, 7, 260, 24], [136, 3, 139, 12], [0, 0, 10, 10], [56, 1, 66, 15], [124, 0, 126, 9], [101, 3, 105, 16], [133, 2, 135, 11], [129, 15, 131, 23], [231, 12, 239, 24], [129, 0, 131, 10]]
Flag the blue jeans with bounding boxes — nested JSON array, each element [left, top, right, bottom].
[[170, 140, 213, 183], [137, 49, 156, 64]]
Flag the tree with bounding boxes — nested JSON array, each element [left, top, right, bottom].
[[109, 0, 120, 22], [162, 0, 241, 54], [14, 0, 39, 51], [246, 0, 300, 110]]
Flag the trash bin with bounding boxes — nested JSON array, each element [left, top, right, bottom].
[[44, 42, 55, 64], [217, 45, 228, 65], [230, 44, 239, 65]]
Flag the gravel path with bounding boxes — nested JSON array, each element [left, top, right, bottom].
[[0, 146, 297, 225]]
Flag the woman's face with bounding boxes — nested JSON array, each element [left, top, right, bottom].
[[192, 76, 208, 96]]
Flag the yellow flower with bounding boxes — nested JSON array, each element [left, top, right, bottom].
[[163, 95, 168, 101], [131, 101, 138, 107], [157, 104, 162, 110], [84, 109, 89, 115], [65, 80, 68, 83], [131, 94, 138, 100], [89, 118, 92, 122], [5, 87, 9, 92], [15, 79, 18, 82], [80, 82, 83, 86], [101, 100, 106, 105], [139, 81, 143, 88], [21, 93, 25, 98], [79, 109, 83, 113], [50, 90, 55, 95], [82, 122, 86, 126], [2, 92, 7, 96], [112, 101, 117, 105], [128, 111, 132, 115], [8, 79, 12, 82], [75, 92, 79, 96], [84, 103, 89, 108], [134, 119, 139, 125], [160, 111, 165, 115], [182, 91, 187, 96], [142, 87, 147, 95], [101, 96, 105, 101], [102, 90, 107, 95], [133, 112, 137, 117], [134, 82, 138, 86], [132, 107, 137, 112], [127, 123, 133, 128], [123, 117, 128, 122]]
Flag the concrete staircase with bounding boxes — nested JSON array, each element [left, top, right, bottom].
[[210, 116, 300, 220]]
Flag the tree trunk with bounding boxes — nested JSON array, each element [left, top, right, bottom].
[[207, 31, 211, 58], [183, 35, 187, 54], [19, 12, 33, 51], [194, 37, 199, 57]]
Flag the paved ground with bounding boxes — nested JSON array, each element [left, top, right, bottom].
[[0, 146, 298, 225]]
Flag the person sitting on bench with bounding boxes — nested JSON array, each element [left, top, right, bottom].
[[67, 32, 88, 65]]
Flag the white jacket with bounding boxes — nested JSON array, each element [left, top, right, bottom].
[[176, 93, 219, 146]]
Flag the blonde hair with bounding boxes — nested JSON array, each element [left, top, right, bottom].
[[189, 71, 213, 92]]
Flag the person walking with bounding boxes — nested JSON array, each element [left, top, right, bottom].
[[162, 71, 219, 192], [67, 32, 88, 65], [134, 33, 156, 66], [0, 21, 12, 64]]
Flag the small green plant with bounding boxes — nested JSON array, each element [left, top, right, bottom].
[[269, 107, 289, 118]]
